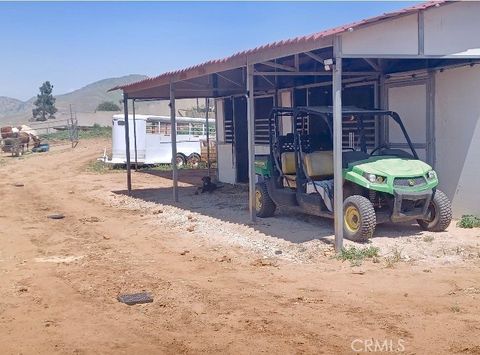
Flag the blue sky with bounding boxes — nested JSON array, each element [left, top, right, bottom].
[[0, 1, 417, 100]]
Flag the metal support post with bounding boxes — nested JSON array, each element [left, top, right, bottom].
[[205, 98, 211, 177], [132, 99, 138, 171], [246, 64, 256, 222], [333, 56, 343, 252], [170, 84, 179, 202], [123, 93, 132, 193]]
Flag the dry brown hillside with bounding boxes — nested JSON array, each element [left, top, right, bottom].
[[0, 75, 198, 126]]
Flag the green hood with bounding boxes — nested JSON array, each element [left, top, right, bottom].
[[351, 157, 432, 177]]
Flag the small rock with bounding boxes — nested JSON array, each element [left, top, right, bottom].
[[186, 225, 195, 232], [216, 255, 231, 263], [274, 250, 283, 255], [47, 213, 65, 220], [251, 258, 277, 267], [180, 250, 190, 256], [13, 183, 24, 187], [18, 286, 28, 293], [80, 216, 100, 223], [103, 235, 111, 240], [153, 209, 163, 215]]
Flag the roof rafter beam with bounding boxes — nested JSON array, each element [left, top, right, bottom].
[[177, 79, 210, 88], [260, 61, 297, 72], [304, 51, 325, 64], [363, 58, 381, 72], [216, 72, 243, 88], [174, 88, 244, 93], [259, 75, 275, 88], [253, 71, 379, 77]]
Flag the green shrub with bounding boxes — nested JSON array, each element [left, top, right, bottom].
[[336, 245, 380, 266], [96, 101, 121, 111], [40, 124, 111, 141], [457, 215, 480, 229]]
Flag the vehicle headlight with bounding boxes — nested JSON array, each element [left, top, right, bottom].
[[427, 170, 437, 180], [363, 173, 386, 183]]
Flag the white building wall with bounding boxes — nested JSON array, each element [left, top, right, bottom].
[[341, 14, 418, 56], [435, 65, 480, 217], [424, 2, 480, 56]]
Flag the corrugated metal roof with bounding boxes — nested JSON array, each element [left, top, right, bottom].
[[111, 1, 448, 94]]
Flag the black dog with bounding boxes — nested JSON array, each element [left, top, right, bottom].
[[196, 176, 222, 194]]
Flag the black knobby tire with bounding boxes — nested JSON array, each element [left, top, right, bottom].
[[343, 195, 377, 242], [187, 153, 201, 168], [255, 182, 276, 218], [176, 153, 187, 168], [417, 189, 452, 232]]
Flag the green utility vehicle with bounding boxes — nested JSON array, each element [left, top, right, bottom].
[[254, 106, 452, 241]]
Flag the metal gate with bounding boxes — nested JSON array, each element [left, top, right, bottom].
[[384, 75, 435, 164]]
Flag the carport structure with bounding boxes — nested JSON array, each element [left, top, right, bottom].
[[111, 1, 480, 250]]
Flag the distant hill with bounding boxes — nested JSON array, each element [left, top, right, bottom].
[[55, 74, 147, 113], [0, 74, 147, 124], [0, 96, 31, 118]]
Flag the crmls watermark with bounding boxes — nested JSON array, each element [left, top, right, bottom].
[[351, 338, 406, 353]]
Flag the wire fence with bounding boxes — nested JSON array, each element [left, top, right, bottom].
[[24, 119, 72, 135]]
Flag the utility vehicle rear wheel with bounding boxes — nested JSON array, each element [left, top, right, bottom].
[[343, 195, 376, 242], [255, 183, 276, 218], [417, 189, 452, 232]]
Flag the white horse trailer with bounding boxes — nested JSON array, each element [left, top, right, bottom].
[[106, 114, 215, 166]]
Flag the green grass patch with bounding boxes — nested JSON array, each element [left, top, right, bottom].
[[41, 124, 111, 141], [147, 164, 174, 171], [423, 235, 435, 243], [457, 215, 480, 229], [86, 160, 121, 174], [336, 245, 380, 266], [384, 246, 403, 268]]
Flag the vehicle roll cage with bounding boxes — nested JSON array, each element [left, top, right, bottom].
[[268, 106, 418, 159]]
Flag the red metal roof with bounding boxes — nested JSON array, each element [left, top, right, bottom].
[[112, 1, 448, 94]]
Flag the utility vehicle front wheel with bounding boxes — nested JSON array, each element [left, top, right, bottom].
[[417, 189, 452, 232], [255, 183, 276, 218], [343, 195, 376, 242]]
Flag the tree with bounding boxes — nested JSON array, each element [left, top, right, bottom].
[[32, 81, 57, 121], [96, 101, 121, 112]]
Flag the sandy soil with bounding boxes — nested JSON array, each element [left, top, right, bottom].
[[0, 139, 479, 354]]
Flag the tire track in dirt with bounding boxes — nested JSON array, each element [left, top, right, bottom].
[[0, 140, 479, 354]]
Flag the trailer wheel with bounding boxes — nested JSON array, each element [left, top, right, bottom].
[[187, 153, 201, 168], [175, 153, 187, 168], [343, 195, 376, 242], [255, 182, 276, 218], [417, 189, 452, 232]]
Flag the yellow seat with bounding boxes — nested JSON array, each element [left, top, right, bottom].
[[303, 151, 334, 180], [281, 152, 297, 187], [281, 152, 296, 175]]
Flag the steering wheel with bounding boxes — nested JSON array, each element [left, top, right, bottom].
[[370, 144, 389, 156]]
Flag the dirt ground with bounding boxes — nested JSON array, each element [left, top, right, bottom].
[[0, 139, 479, 354]]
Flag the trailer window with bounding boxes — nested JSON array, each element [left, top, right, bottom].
[[177, 123, 190, 135], [191, 123, 204, 136], [159, 123, 171, 135], [146, 121, 159, 134]]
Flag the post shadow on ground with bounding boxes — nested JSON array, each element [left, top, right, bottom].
[[112, 177, 425, 245]]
